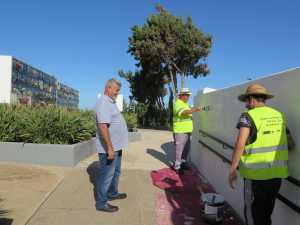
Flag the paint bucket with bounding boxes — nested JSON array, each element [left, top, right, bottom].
[[201, 193, 224, 224]]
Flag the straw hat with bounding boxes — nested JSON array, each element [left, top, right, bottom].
[[179, 87, 192, 96], [238, 84, 274, 102]]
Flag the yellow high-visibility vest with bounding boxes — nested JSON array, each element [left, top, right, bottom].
[[239, 106, 289, 180], [173, 99, 193, 133]]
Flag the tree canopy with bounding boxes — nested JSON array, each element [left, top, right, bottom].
[[128, 4, 212, 95], [119, 4, 213, 127]]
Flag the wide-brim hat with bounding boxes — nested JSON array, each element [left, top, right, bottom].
[[238, 84, 274, 102], [179, 87, 192, 96]]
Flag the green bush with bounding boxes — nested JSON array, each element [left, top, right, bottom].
[[122, 112, 138, 130], [0, 104, 96, 144]]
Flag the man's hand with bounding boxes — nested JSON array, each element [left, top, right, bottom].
[[229, 169, 237, 189], [181, 106, 202, 116], [99, 123, 115, 160], [191, 106, 201, 113], [107, 148, 115, 160]]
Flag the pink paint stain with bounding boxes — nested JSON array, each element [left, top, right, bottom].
[[151, 167, 244, 225]]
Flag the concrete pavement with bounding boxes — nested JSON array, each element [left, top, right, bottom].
[[0, 163, 67, 225], [1, 130, 243, 225], [27, 130, 173, 225], [0, 130, 174, 225]]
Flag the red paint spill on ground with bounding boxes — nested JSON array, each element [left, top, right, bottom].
[[151, 167, 244, 225]]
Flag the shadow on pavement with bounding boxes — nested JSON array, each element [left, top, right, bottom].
[[146, 141, 175, 167], [0, 199, 13, 225], [0, 218, 13, 225], [86, 161, 100, 203], [161, 141, 175, 163], [146, 149, 171, 166]]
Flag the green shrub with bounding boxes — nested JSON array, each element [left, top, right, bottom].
[[122, 112, 138, 130], [0, 104, 96, 144]]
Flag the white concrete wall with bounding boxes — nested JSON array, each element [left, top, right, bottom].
[[191, 100, 245, 217], [0, 56, 12, 103], [191, 68, 300, 225]]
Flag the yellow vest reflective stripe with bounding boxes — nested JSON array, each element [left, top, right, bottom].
[[173, 118, 193, 122], [239, 106, 289, 180], [173, 99, 193, 133], [245, 145, 287, 154], [242, 160, 287, 169]]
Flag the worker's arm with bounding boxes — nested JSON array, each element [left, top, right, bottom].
[[98, 123, 115, 160], [229, 127, 250, 189], [180, 107, 201, 115]]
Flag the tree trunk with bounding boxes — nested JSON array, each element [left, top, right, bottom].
[[180, 74, 185, 89], [169, 69, 177, 99], [168, 86, 174, 130]]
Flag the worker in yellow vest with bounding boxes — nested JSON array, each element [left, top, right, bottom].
[[229, 84, 294, 225], [173, 88, 201, 174]]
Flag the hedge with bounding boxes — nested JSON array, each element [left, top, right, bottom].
[[0, 104, 95, 144]]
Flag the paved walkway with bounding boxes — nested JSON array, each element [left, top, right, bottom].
[[0, 164, 66, 225], [0, 130, 243, 225], [27, 130, 172, 225]]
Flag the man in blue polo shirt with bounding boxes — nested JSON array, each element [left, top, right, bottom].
[[95, 78, 128, 212]]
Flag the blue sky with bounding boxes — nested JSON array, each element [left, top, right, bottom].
[[1, 0, 299, 109]]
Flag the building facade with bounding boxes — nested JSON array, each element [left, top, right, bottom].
[[0, 56, 79, 108]]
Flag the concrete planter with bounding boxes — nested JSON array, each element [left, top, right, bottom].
[[128, 131, 142, 142], [0, 138, 96, 167], [0, 132, 142, 167]]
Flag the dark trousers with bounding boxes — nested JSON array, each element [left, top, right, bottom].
[[95, 150, 122, 209], [244, 178, 282, 225]]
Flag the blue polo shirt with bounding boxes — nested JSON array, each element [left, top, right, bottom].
[[95, 95, 128, 153]]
